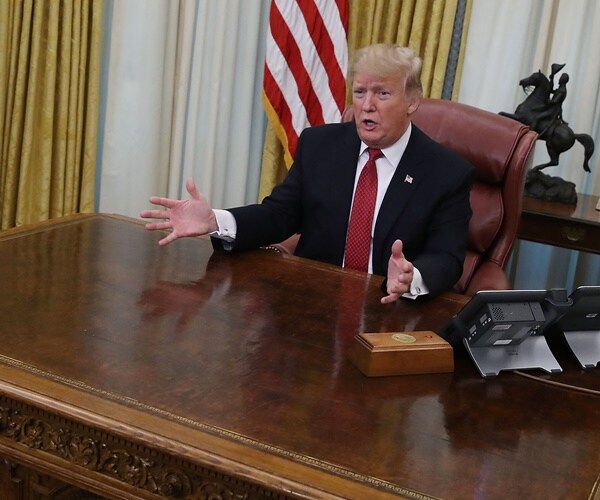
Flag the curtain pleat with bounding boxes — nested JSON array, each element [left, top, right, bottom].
[[0, 0, 102, 230], [166, 0, 197, 200], [176, 0, 267, 209], [448, 0, 471, 100], [258, 0, 471, 202], [98, 0, 267, 217]]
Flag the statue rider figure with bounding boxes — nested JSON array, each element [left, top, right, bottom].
[[500, 61, 595, 204], [530, 64, 569, 137]]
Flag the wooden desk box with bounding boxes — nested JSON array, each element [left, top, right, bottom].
[[349, 331, 454, 376]]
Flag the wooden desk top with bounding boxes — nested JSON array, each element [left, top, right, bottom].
[[522, 193, 600, 225], [1, 214, 599, 499], [519, 193, 600, 253]]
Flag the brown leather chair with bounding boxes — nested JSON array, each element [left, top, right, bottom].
[[266, 98, 538, 296]]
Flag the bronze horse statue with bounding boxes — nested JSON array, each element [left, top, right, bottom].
[[500, 69, 594, 172]]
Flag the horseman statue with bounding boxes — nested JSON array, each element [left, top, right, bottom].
[[500, 64, 595, 204]]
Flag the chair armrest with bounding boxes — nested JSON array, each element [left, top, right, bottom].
[[463, 260, 510, 296], [261, 234, 300, 255]]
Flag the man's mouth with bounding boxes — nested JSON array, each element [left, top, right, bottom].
[[362, 118, 378, 130]]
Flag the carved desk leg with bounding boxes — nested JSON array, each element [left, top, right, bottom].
[[1, 457, 104, 500]]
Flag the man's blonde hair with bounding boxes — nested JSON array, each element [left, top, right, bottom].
[[349, 44, 423, 98]]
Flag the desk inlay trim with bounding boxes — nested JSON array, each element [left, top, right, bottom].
[[0, 354, 433, 500]]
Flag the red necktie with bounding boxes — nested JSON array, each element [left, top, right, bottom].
[[344, 148, 383, 272]]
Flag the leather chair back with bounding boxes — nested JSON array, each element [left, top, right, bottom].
[[410, 98, 537, 294]]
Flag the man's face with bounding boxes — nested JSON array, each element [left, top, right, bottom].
[[352, 71, 419, 149]]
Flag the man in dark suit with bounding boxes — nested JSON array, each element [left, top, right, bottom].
[[141, 44, 474, 303]]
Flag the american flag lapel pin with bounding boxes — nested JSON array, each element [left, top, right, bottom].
[[404, 174, 413, 184]]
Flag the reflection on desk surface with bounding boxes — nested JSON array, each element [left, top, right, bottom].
[[522, 192, 600, 223], [1, 214, 600, 500]]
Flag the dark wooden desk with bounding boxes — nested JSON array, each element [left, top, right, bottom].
[[519, 193, 600, 253], [1, 214, 600, 499]]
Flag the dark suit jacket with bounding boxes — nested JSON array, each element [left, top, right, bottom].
[[216, 121, 474, 296]]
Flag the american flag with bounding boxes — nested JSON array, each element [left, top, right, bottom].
[[262, 0, 349, 167]]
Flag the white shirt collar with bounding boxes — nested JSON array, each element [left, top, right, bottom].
[[359, 122, 412, 167]]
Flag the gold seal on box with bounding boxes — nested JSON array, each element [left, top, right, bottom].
[[391, 333, 416, 344]]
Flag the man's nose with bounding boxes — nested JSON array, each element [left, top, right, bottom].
[[362, 92, 375, 110]]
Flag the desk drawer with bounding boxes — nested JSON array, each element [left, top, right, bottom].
[[518, 213, 600, 254]]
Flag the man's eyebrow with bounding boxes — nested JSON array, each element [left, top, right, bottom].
[[370, 84, 389, 91], [354, 82, 387, 89]]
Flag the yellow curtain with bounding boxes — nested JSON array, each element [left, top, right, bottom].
[[0, 0, 103, 230], [258, 0, 472, 201]]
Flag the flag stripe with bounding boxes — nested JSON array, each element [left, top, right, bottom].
[[265, 28, 310, 139], [280, 0, 336, 123], [269, 2, 324, 128], [263, 0, 349, 167], [263, 66, 298, 163], [308, 0, 348, 114]]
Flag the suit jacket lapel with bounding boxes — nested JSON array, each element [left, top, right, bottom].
[[374, 127, 427, 250], [327, 124, 361, 261]]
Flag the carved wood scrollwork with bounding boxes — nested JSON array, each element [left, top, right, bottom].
[[0, 399, 285, 499]]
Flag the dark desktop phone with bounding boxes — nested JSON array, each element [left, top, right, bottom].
[[440, 289, 569, 348], [557, 286, 600, 368], [558, 286, 600, 332]]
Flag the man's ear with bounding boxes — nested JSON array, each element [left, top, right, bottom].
[[407, 97, 421, 115]]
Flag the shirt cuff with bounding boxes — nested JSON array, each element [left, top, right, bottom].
[[211, 209, 237, 242], [402, 267, 429, 300], [211, 209, 237, 251]]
